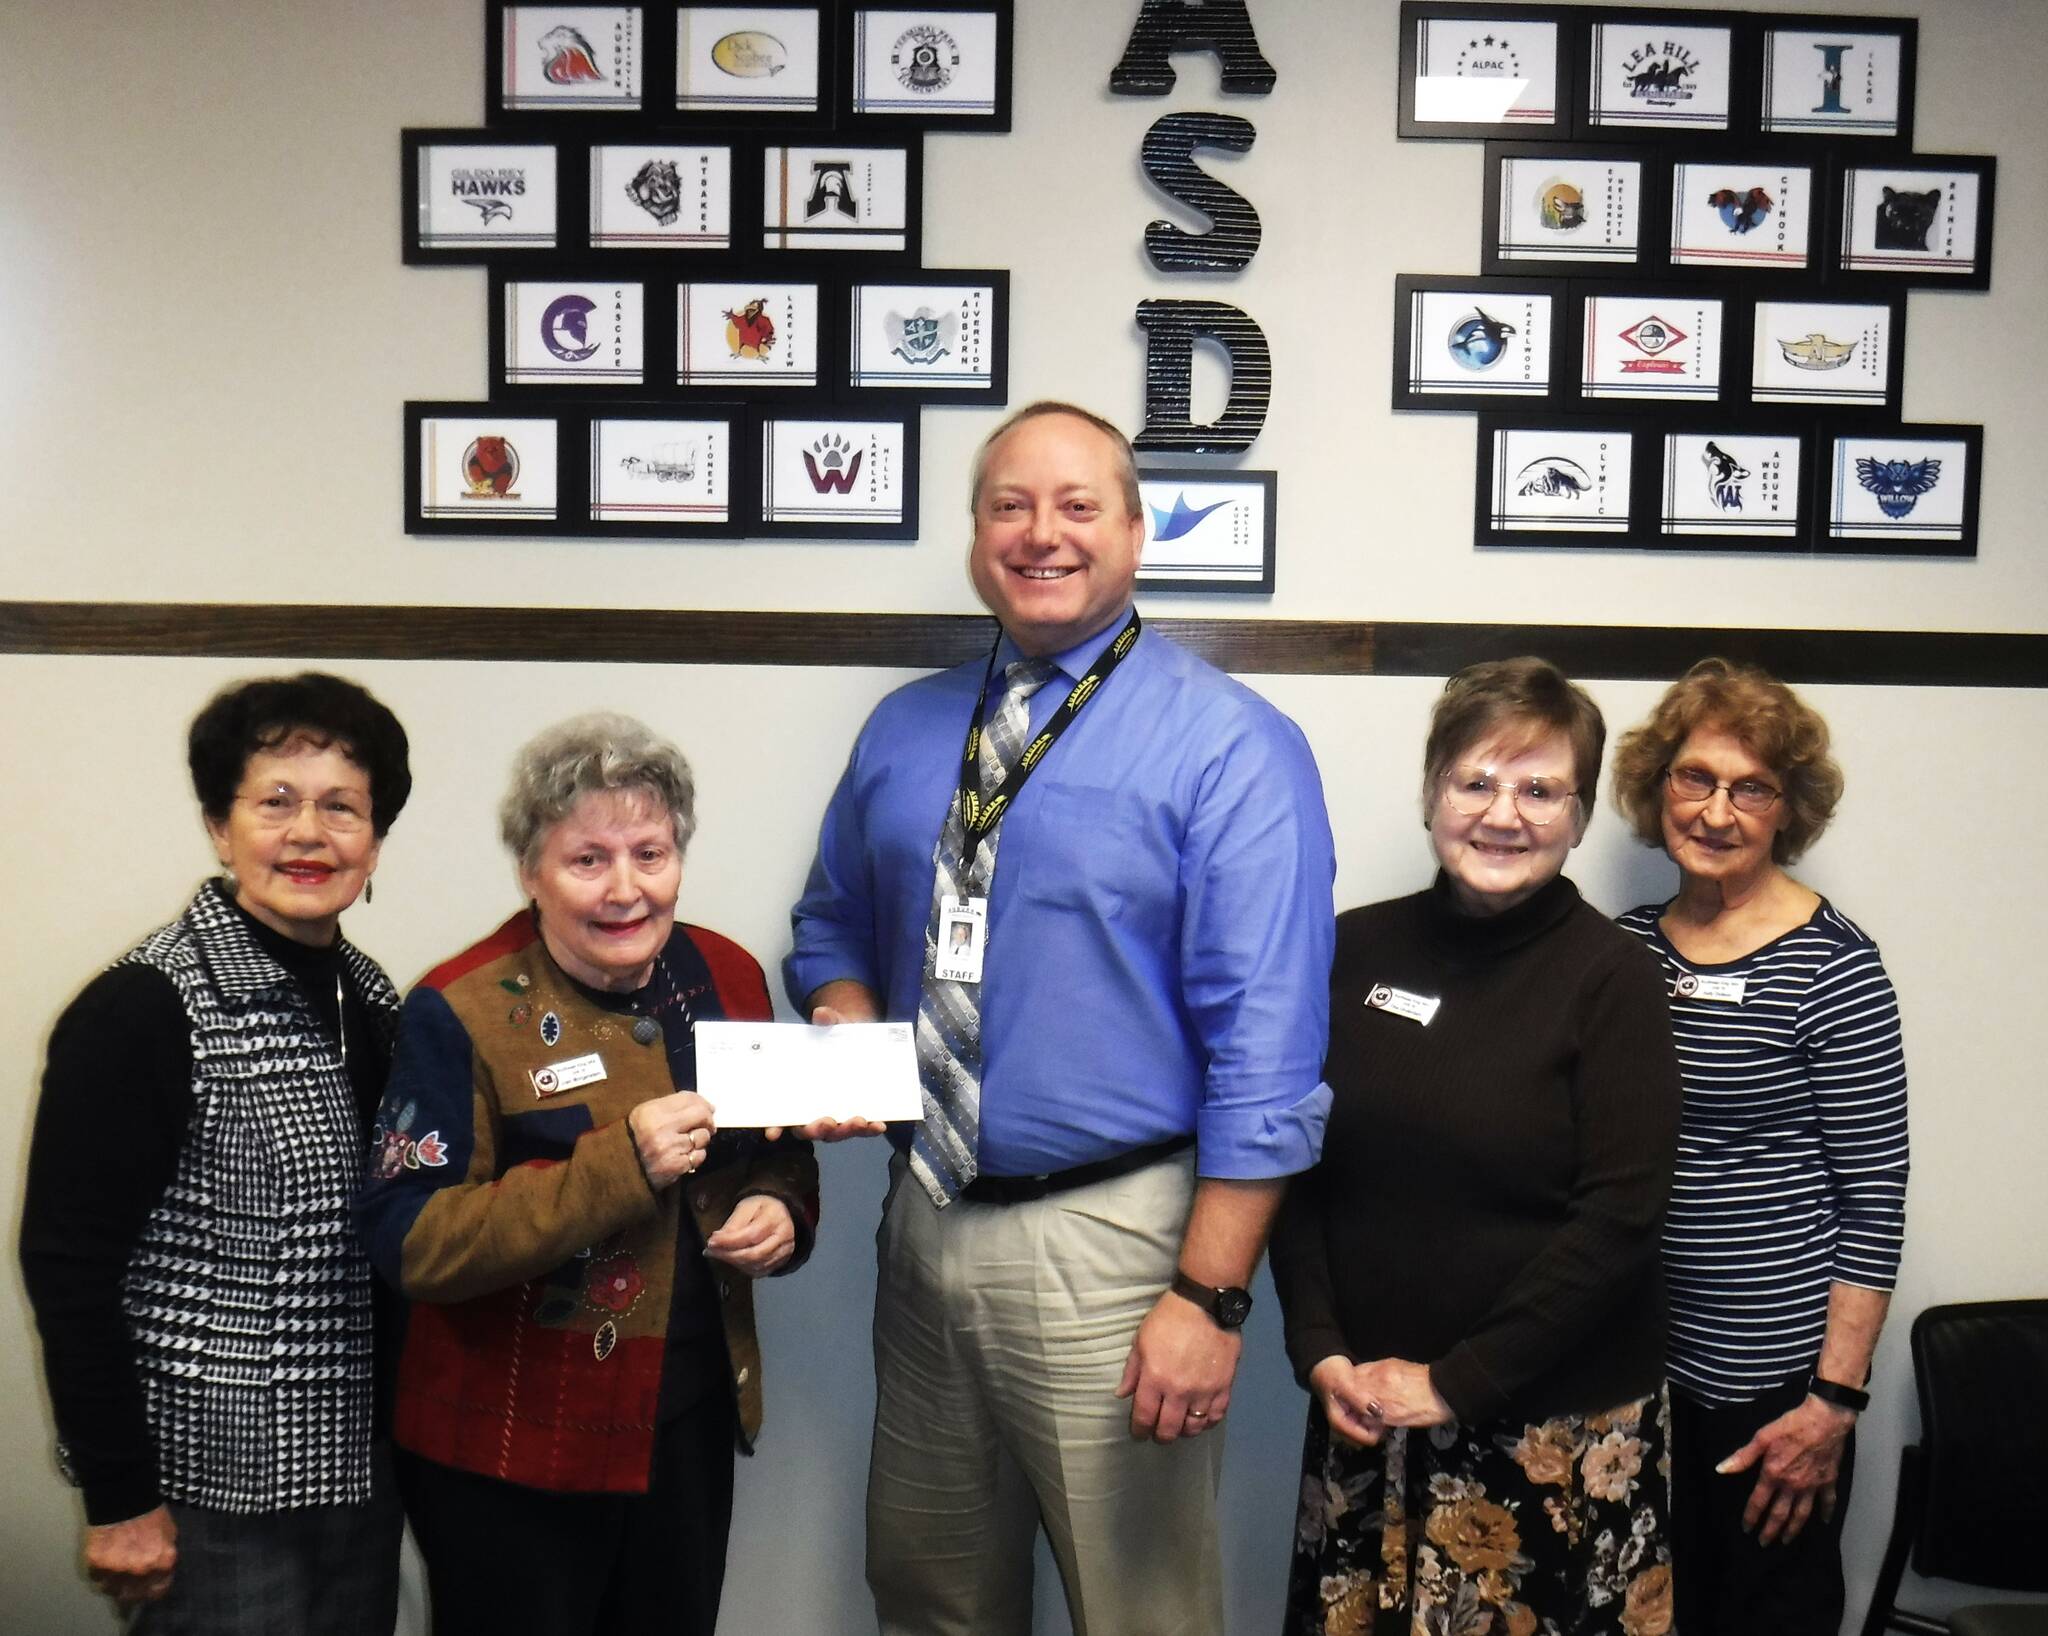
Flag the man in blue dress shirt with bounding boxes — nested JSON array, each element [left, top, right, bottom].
[[785, 402, 1335, 1636]]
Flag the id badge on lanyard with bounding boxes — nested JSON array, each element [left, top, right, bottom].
[[932, 895, 988, 984], [938, 611, 1142, 986]]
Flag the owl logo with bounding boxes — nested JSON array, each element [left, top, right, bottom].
[[1856, 457, 1941, 518]]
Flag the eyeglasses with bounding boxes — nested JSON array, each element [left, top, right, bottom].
[[233, 784, 373, 834], [1439, 766, 1578, 826], [1662, 765, 1782, 815]]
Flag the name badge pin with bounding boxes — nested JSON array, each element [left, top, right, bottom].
[[1367, 984, 1442, 1026], [530, 1051, 609, 1099]]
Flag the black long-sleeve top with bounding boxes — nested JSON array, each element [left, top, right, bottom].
[[18, 892, 391, 1524], [1270, 872, 1683, 1425]]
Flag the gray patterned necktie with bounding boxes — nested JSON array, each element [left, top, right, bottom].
[[909, 656, 1061, 1206]]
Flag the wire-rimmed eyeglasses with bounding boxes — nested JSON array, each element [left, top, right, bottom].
[[1438, 767, 1578, 826], [232, 784, 374, 834], [1661, 765, 1782, 815]]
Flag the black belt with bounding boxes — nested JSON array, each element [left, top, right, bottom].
[[958, 1136, 1193, 1205]]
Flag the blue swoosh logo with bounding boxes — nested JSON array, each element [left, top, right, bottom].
[[1148, 492, 1233, 542]]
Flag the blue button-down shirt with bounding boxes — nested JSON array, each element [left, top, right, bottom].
[[785, 618, 1335, 1179]]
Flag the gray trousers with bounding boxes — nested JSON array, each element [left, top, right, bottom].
[[867, 1152, 1225, 1636], [132, 1444, 402, 1636]]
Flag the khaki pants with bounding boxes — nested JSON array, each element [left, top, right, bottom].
[[867, 1151, 1224, 1636]]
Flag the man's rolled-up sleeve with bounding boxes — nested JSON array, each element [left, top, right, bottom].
[[1179, 707, 1336, 1178]]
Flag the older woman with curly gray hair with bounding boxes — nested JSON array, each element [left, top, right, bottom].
[[1611, 659, 1909, 1636], [357, 712, 817, 1636]]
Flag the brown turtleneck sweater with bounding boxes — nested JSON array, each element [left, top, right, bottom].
[[1271, 871, 1681, 1424]]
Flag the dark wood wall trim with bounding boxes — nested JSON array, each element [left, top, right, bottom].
[[3, 601, 2044, 687]]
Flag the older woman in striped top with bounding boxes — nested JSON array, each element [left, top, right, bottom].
[[1612, 659, 1910, 1636]]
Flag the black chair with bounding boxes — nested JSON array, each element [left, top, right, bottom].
[[1860, 1299, 2048, 1636]]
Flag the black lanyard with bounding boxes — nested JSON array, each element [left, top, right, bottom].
[[958, 609, 1141, 842]]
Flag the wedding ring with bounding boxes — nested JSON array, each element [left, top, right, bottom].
[[1364, 1399, 1384, 1419], [1188, 1408, 1208, 1418]]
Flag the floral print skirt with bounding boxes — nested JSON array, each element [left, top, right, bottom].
[[1285, 1386, 1676, 1636]]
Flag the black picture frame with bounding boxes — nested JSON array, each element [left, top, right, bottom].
[[1816, 420, 1983, 558], [672, 3, 837, 128], [841, 269, 1009, 403], [1578, 10, 1749, 142], [1666, 152, 1822, 276], [1567, 281, 1739, 412], [487, 3, 652, 125], [408, 399, 762, 539], [1482, 141, 1665, 278], [1133, 469, 1278, 594], [1392, 273, 1569, 411], [1397, 2, 1578, 143], [1474, 412, 1645, 549], [586, 403, 749, 535], [406, 400, 575, 535], [404, 128, 567, 266], [1828, 153, 1996, 291], [750, 405, 921, 540], [758, 134, 924, 263], [1754, 13, 1916, 147], [842, 3, 1015, 132], [1655, 421, 1815, 552], [489, 268, 658, 396], [584, 137, 740, 252], [1746, 286, 1905, 416], [676, 270, 840, 396]]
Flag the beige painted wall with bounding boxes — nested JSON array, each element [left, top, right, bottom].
[[4, 1, 2044, 1630]]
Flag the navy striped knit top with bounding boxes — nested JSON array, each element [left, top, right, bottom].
[[1616, 898, 1909, 1406]]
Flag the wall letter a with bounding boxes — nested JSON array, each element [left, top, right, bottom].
[[1109, 0, 1276, 96]]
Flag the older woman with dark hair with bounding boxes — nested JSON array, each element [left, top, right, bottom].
[[19, 672, 412, 1630], [1272, 657, 1682, 1636], [1612, 658, 1909, 1636], [357, 712, 818, 1636]]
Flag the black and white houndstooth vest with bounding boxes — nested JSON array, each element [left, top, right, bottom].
[[116, 882, 399, 1514]]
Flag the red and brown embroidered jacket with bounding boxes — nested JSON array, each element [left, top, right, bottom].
[[357, 910, 818, 1493]]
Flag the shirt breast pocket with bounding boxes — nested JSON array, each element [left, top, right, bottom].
[[1008, 783, 1158, 923]]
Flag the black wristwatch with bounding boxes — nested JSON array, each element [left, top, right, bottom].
[[1171, 1269, 1253, 1331], [1807, 1373, 1871, 1413]]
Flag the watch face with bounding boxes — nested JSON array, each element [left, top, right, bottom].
[[1216, 1288, 1253, 1329]]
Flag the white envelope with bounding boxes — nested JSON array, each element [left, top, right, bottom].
[[694, 1021, 922, 1127]]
